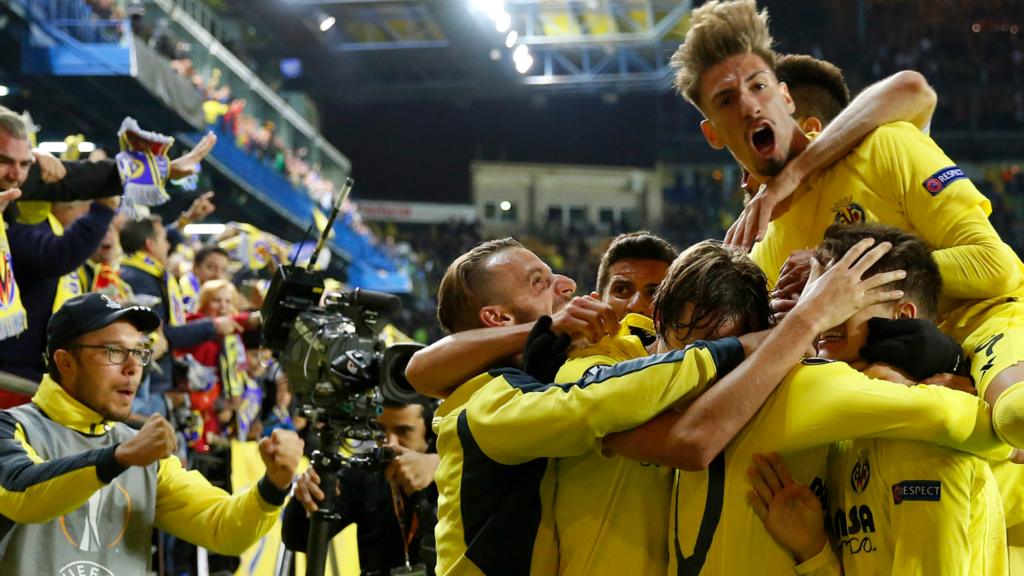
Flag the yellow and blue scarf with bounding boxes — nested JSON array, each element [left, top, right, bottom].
[[121, 251, 186, 326]]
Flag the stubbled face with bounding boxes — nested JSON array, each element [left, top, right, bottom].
[[487, 248, 577, 325], [378, 404, 429, 453], [59, 321, 147, 421], [195, 252, 230, 285], [816, 302, 898, 363], [0, 131, 33, 192], [659, 303, 742, 353], [699, 52, 799, 179], [602, 258, 670, 320]]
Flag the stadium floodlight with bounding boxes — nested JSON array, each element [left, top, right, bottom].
[[499, 201, 512, 211], [38, 141, 96, 154], [319, 16, 336, 32], [505, 30, 518, 48], [495, 11, 511, 33], [512, 44, 533, 73], [469, 0, 505, 20], [183, 223, 227, 236], [0, 85, 8, 97]]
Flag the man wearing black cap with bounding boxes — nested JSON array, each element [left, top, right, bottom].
[[0, 293, 303, 575]]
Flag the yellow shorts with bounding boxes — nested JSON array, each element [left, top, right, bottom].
[[958, 299, 1024, 398]]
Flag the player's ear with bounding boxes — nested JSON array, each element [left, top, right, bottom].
[[479, 305, 513, 328], [895, 301, 918, 320], [700, 119, 724, 150], [800, 116, 823, 134], [779, 81, 796, 115]]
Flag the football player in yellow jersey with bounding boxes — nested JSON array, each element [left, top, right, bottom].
[[670, 0, 1024, 453], [429, 235, 902, 575], [604, 224, 1010, 575], [551, 239, 773, 576], [746, 223, 1009, 576]]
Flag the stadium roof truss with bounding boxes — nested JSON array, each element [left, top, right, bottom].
[[285, 0, 691, 93]]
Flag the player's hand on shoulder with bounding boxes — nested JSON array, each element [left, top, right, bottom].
[[747, 452, 827, 564]]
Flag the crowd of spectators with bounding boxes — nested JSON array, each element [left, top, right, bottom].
[[769, 0, 1024, 131]]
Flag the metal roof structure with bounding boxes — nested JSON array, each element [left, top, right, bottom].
[[224, 0, 692, 102]]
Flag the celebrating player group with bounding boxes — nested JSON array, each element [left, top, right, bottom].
[[403, 1, 1024, 574]]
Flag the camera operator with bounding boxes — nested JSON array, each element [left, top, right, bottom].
[[282, 394, 440, 576]]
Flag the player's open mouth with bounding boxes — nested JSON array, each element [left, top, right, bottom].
[[749, 123, 776, 157], [117, 388, 136, 400]]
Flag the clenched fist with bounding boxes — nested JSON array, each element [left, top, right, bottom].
[[384, 445, 440, 496], [259, 429, 304, 491], [115, 414, 177, 467]]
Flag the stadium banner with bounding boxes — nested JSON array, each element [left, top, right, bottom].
[[355, 200, 476, 224]]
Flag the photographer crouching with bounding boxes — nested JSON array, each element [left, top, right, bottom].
[[282, 394, 440, 576]]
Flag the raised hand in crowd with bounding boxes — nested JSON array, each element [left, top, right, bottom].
[[212, 315, 244, 336], [115, 414, 178, 467], [179, 190, 216, 225], [32, 149, 66, 183], [385, 444, 440, 496], [259, 429, 304, 490], [168, 132, 217, 180]]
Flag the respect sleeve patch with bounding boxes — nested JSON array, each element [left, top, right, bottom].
[[922, 166, 966, 195], [892, 480, 941, 504]]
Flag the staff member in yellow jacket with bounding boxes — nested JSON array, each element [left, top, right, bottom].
[[0, 293, 303, 575]]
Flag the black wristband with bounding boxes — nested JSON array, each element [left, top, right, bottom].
[[258, 475, 290, 506], [96, 444, 129, 484]]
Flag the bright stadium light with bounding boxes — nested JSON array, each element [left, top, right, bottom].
[[183, 223, 226, 236], [499, 200, 512, 211], [469, 0, 504, 20], [0, 86, 9, 97], [512, 44, 533, 73], [38, 141, 96, 154], [319, 16, 336, 32], [495, 11, 511, 33], [505, 30, 518, 48]]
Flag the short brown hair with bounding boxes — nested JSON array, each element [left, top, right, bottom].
[[436, 238, 524, 334], [776, 54, 850, 126], [671, 0, 777, 109], [596, 232, 677, 294], [815, 224, 941, 320], [652, 240, 771, 342]]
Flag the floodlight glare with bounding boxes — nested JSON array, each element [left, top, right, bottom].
[[495, 11, 511, 33], [499, 201, 512, 211], [514, 54, 534, 74], [319, 16, 336, 32], [0, 86, 9, 97], [505, 30, 518, 48]]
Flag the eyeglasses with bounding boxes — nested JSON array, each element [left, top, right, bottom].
[[69, 344, 153, 367]]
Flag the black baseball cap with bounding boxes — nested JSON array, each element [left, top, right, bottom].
[[46, 293, 161, 357]]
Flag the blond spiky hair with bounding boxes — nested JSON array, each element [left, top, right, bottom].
[[671, 0, 777, 110]]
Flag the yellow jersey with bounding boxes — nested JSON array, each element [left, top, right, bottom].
[[434, 337, 745, 576], [552, 314, 672, 576], [824, 437, 1007, 576], [671, 358, 1009, 575], [750, 121, 1024, 328]]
